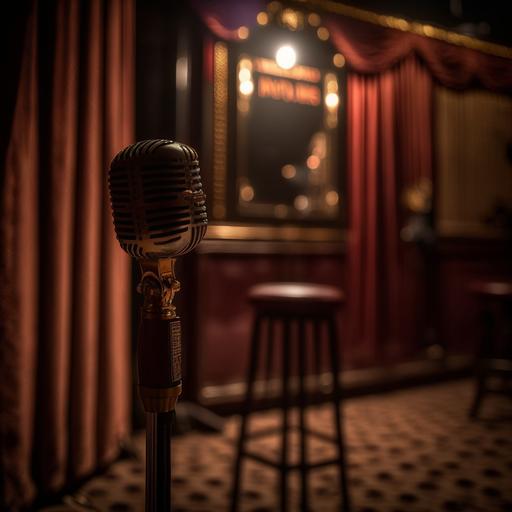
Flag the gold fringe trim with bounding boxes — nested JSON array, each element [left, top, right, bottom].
[[294, 0, 512, 59]]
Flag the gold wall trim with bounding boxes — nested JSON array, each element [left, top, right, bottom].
[[212, 42, 229, 219], [199, 355, 473, 406], [438, 221, 510, 239], [205, 223, 345, 242], [296, 0, 512, 59]]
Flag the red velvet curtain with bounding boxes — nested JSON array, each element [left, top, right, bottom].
[[0, 0, 134, 509], [346, 56, 433, 363], [326, 14, 512, 93]]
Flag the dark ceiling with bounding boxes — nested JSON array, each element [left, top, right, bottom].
[[338, 0, 512, 48]]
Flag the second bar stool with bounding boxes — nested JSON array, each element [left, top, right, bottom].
[[231, 282, 351, 512]]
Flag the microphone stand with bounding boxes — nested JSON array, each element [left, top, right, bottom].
[[137, 258, 182, 512]]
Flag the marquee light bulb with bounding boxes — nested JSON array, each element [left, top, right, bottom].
[[239, 80, 254, 96], [275, 45, 296, 69], [325, 92, 339, 109]]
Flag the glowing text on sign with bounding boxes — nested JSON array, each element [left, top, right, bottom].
[[252, 57, 321, 107]]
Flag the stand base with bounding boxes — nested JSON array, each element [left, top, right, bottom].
[[174, 401, 224, 435]]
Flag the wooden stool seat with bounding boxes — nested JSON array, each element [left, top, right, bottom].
[[469, 280, 512, 299], [249, 282, 345, 314], [231, 282, 351, 511]]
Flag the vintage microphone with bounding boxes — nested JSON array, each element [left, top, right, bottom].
[[108, 139, 207, 511]]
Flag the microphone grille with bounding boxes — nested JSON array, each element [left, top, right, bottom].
[[108, 139, 207, 259]]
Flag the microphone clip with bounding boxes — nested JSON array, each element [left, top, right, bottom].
[[137, 258, 181, 319]]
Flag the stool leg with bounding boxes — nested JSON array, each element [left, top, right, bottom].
[[314, 319, 323, 393], [326, 316, 351, 511], [231, 314, 263, 512], [265, 316, 275, 400], [470, 306, 494, 419], [281, 318, 291, 512], [298, 318, 309, 511]]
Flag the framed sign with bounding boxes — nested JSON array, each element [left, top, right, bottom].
[[208, 6, 346, 240]]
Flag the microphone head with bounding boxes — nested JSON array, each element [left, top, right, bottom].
[[108, 139, 207, 259]]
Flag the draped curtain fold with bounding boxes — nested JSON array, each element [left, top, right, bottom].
[[0, 0, 134, 509], [326, 15, 512, 92], [346, 57, 433, 363], [192, 0, 512, 92]]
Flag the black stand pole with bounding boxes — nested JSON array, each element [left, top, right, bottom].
[[145, 411, 174, 511], [137, 259, 183, 512]]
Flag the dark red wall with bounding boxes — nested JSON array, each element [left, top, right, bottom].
[[186, 237, 511, 404]]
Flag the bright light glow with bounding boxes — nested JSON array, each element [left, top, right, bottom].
[[317, 27, 329, 41], [240, 185, 254, 201], [239, 58, 252, 70], [294, 195, 309, 211], [238, 26, 249, 39], [282, 9, 298, 30], [176, 57, 188, 91], [306, 155, 320, 170], [333, 53, 345, 68], [256, 11, 268, 25], [325, 92, 339, 109], [325, 190, 339, 206], [238, 68, 251, 82], [239, 80, 254, 96], [281, 164, 296, 179], [308, 13, 321, 27], [275, 45, 296, 70]]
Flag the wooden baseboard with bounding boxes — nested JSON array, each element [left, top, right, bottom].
[[199, 354, 474, 415]]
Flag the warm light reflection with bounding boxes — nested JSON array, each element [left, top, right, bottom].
[[238, 26, 249, 39], [282, 9, 299, 30], [240, 185, 255, 201], [333, 53, 345, 68], [325, 190, 339, 206], [307, 13, 321, 27], [256, 11, 268, 25], [274, 204, 288, 218], [275, 45, 296, 70], [281, 164, 297, 179], [317, 27, 329, 40], [238, 68, 251, 82], [239, 58, 252, 71], [306, 155, 320, 170], [239, 80, 254, 96], [325, 92, 339, 109], [294, 195, 309, 211], [176, 57, 188, 91], [324, 73, 339, 128], [237, 99, 250, 113], [311, 132, 327, 159], [254, 58, 320, 83]]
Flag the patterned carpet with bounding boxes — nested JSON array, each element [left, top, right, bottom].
[[41, 379, 512, 512]]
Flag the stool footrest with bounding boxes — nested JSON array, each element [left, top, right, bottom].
[[243, 450, 343, 471], [245, 425, 338, 445], [479, 358, 512, 373]]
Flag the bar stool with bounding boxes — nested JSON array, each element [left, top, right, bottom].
[[230, 283, 350, 512], [468, 280, 512, 418]]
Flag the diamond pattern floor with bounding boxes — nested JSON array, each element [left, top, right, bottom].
[[42, 379, 512, 512]]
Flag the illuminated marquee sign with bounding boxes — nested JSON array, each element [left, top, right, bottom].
[[258, 76, 321, 106], [230, 38, 345, 224], [251, 57, 322, 106]]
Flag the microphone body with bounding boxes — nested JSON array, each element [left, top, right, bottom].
[[108, 139, 207, 413], [109, 138, 207, 259]]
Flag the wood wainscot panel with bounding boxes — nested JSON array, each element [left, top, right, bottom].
[[193, 240, 347, 401], [437, 235, 512, 354]]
